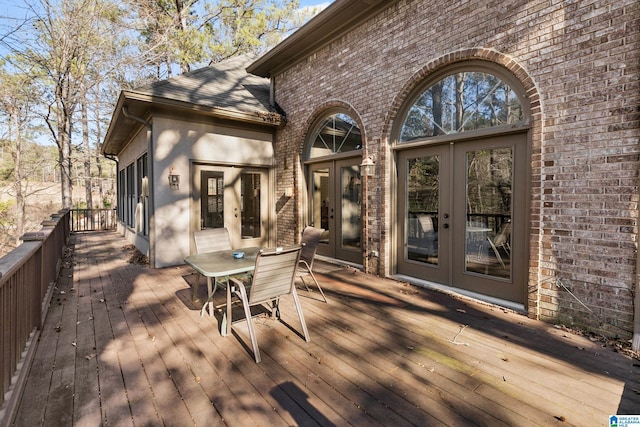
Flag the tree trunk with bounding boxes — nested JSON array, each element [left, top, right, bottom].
[[455, 73, 465, 132], [56, 78, 74, 209], [59, 123, 73, 209], [430, 82, 443, 136], [10, 112, 25, 245]]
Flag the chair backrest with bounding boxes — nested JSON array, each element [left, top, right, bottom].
[[300, 226, 324, 266], [249, 245, 302, 304], [194, 228, 232, 254], [494, 222, 511, 246], [416, 214, 435, 234]]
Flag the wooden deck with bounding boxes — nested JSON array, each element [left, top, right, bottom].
[[12, 231, 640, 426]]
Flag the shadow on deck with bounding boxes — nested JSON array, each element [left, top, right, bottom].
[[12, 231, 640, 426]]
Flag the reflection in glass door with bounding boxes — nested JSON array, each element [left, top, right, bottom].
[[308, 158, 362, 264], [463, 147, 512, 279]]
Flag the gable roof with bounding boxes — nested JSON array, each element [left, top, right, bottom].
[[134, 54, 273, 114], [103, 54, 280, 156]]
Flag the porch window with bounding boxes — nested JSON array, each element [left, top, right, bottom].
[[118, 169, 125, 222], [136, 153, 148, 236], [126, 163, 135, 228], [400, 71, 524, 142]]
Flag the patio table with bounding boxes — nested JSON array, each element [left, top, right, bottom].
[[184, 247, 260, 336]]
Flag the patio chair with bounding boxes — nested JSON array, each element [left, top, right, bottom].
[[487, 222, 511, 268], [228, 245, 310, 363], [407, 214, 438, 258], [297, 226, 327, 302], [193, 228, 232, 315], [194, 227, 232, 253]]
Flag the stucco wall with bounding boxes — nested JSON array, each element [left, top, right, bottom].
[[272, 0, 639, 337], [151, 116, 274, 267]]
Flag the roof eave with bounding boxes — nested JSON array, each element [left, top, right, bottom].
[[102, 91, 282, 156], [247, 0, 398, 78]]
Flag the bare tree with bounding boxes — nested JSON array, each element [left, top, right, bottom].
[[4, 0, 125, 209], [0, 61, 42, 243]]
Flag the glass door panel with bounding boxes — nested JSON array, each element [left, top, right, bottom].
[[335, 160, 362, 261], [240, 172, 261, 239], [464, 147, 512, 279], [406, 155, 439, 265], [452, 134, 526, 303], [397, 146, 450, 283], [310, 165, 331, 247], [201, 171, 224, 229], [308, 158, 363, 264]]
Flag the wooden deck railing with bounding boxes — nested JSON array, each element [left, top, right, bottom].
[[70, 208, 117, 231], [0, 209, 71, 427]]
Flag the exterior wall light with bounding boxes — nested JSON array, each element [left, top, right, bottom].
[[168, 167, 180, 190], [360, 156, 375, 177]]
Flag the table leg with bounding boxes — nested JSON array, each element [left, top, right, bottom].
[[225, 280, 232, 336], [192, 273, 201, 302], [200, 277, 218, 317], [208, 277, 216, 316]]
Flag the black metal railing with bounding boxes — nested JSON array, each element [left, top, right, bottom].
[[70, 208, 117, 231]]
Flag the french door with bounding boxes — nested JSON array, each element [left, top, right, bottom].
[[397, 133, 527, 303], [308, 157, 362, 264], [194, 165, 269, 249]]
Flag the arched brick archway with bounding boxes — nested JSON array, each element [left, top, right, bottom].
[[380, 48, 543, 315], [297, 100, 369, 265]]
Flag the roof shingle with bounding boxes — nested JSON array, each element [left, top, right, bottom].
[[134, 54, 274, 115]]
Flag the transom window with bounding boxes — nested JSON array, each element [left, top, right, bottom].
[[400, 71, 524, 142], [308, 113, 362, 159]]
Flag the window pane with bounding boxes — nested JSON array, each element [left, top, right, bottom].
[[465, 147, 512, 279], [309, 113, 362, 158], [340, 165, 361, 250], [136, 153, 149, 236], [201, 172, 224, 229], [311, 168, 330, 237], [241, 173, 261, 239], [401, 72, 523, 142], [126, 163, 135, 227], [406, 156, 439, 265]]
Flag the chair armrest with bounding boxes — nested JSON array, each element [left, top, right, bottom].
[[228, 276, 249, 296]]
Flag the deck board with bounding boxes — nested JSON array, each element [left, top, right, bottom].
[[11, 231, 640, 427]]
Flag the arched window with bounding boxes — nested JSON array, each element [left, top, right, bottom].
[[400, 71, 524, 142], [308, 113, 362, 159]]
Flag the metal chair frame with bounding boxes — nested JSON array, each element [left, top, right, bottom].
[[297, 226, 327, 302], [228, 245, 310, 363]]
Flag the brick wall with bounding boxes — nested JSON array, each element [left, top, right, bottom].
[[272, 0, 639, 337]]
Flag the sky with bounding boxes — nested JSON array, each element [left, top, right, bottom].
[[300, 1, 333, 7]]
